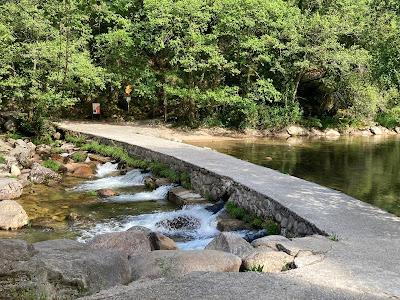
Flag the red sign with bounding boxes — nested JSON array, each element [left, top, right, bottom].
[[92, 103, 101, 115]]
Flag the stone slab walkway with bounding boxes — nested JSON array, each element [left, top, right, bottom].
[[58, 121, 400, 299]]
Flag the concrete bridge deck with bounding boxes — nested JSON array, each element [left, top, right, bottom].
[[59, 121, 400, 299]]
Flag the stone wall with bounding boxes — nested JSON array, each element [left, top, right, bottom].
[[62, 130, 326, 237]]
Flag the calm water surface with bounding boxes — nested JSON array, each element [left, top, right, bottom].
[[187, 135, 400, 217]]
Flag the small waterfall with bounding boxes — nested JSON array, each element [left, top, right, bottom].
[[73, 169, 148, 191], [77, 205, 220, 249], [96, 162, 119, 178], [105, 184, 175, 203]]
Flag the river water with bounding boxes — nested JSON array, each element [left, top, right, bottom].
[[187, 135, 400, 217]]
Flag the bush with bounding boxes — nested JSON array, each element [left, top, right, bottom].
[[71, 152, 87, 162], [258, 104, 302, 129], [376, 107, 400, 128], [42, 160, 61, 172]]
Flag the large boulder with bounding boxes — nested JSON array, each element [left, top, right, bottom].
[[10, 139, 36, 168], [129, 250, 241, 280], [0, 178, 23, 200], [251, 235, 291, 250], [88, 230, 152, 258], [205, 232, 254, 259], [0, 200, 29, 230], [3, 119, 17, 132], [71, 165, 94, 178], [0, 239, 131, 299], [286, 125, 308, 136], [242, 249, 294, 272], [29, 162, 62, 184]]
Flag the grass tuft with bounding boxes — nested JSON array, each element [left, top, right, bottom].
[[42, 160, 61, 172], [225, 201, 280, 234]]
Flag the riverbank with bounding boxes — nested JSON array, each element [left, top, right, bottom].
[[57, 120, 400, 143]]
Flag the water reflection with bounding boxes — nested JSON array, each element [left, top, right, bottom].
[[187, 136, 400, 217]]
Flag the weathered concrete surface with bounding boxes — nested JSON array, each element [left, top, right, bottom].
[[79, 272, 386, 300], [58, 122, 400, 298]]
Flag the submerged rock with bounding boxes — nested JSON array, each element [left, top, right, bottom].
[[29, 162, 62, 184], [155, 215, 201, 231], [97, 188, 118, 197], [129, 250, 241, 280], [0, 200, 29, 230], [0, 178, 23, 200], [205, 232, 254, 259]]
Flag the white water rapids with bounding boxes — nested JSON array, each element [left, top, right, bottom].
[[95, 162, 119, 178], [73, 169, 148, 191]]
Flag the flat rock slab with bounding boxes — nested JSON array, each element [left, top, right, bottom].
[[251, 235, 290, 250], [129, 250, 241, 280], [88, 230, 152, 258], [168, 186, 209, 206], [79, 272, 387, 300], [276, 235, 335, 256]]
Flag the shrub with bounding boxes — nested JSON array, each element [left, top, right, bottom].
[[376, 106, 400, 128], [71, 152, 87, 162], [42, 160, 61, 172], [258, 104, 302, 129]]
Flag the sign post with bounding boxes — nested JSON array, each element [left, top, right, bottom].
[[125, 85, 133, 113], [92, 103, 100, 119]]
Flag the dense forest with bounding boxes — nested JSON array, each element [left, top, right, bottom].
[[0, 0, 399, 135]]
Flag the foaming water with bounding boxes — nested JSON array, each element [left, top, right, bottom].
[[105, 185, 175, 203], [77, 205, 220, 249], [96, 162, 119, 177], [73, 169, 148, 191]]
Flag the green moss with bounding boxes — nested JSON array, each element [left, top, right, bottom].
[[0, 155, 5, 164], [65, 134, 86, 146], [225, 201, 280, 234], [6, 132, 23, 140], [50, 147, 64, 154], [42, 160, 61, 172], [86, 190, 97, 197], [71, 152, 87, 162]]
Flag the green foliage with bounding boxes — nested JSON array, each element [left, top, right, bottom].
[[247, 265, 264, 272], [65, 134, 86, 147], [86, 190, 98, 197], [42, 160, 61, 172], [1, 0, 400, 130], [329, 234, 339, 242], [7, 132, 23, 140], [50, 147, 64, 154], [0, 155, 5, 164], [376, 107, 400, 128], [71, 152, 87, 163], [225, 201, 280, 233], [78, 139, 191, 186]]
